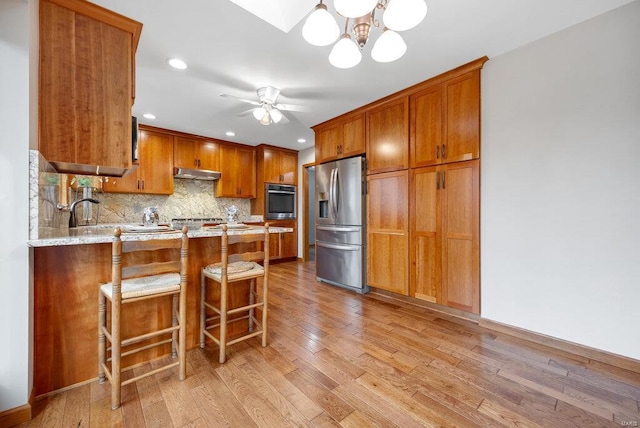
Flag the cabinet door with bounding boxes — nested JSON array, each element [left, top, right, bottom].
[[217, 146, 238, 197], [236, 147, 256, 198], [279, 151, 297, 185], [367, 170, 409, 295], [174, 137, 199, 169], [101, 167, 139, 193], [443, 71, 480, 163], [410, 166, 441, 303], [441, 160, 479, 314], [139, 130, 174, 195], [315, 124, 340, 164], [279, 221, 298, 258], [39, 0, 135, 172], [262, 148, 281, 184], [410, 86, 442, 168], [198, 141, 220, 172], [366, 98, 409, 174], [341, 114, 365, 158]]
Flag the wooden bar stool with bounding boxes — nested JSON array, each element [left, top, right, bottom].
[[200, 224, 269, 363], [98, 226, 188, 410]]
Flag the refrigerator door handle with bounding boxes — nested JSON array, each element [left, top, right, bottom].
[[316, 241, 361, 251], [317, 226, 362, 232], [332, 167, 339, 218], [329, 167, 336, 219]]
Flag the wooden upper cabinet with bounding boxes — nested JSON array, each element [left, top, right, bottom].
[[39, 0, 142, 176], [314, 112, 365, 165], [366, 98, 409, 174], [410, 85, 442, 168], [367, 170, 409, 295], [260, 147, 298, 185], [103, 129, 174, 195], [217, 145, 256, 198], [174, 137, 220, 171], [410, 70, 480, 167], [443, 71, 481, 164]]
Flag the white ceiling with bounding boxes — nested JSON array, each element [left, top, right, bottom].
[[92, 0, 634, 152]]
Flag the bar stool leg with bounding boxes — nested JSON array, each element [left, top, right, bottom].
[[262, 277, 268, 348], [219, 278, 228, 364], [200, 270, 206, 349]]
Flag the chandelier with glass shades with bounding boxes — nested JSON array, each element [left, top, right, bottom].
[[302, 0, 427, 69]]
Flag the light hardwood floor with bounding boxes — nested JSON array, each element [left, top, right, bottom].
[[22, 261, 640, 427]]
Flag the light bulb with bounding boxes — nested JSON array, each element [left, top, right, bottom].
[[260, 112, 271, 125], [253, 107, 267, 121], [302, 3, 340, 46], [383, 0, 427, 31], [371, 28, 407, 62], [334, 0, 379, 18], [329, 34, 362, 69]]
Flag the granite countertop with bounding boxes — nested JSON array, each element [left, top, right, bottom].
[[27, 223, 293, 247]]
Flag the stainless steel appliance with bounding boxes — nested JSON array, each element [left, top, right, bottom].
[[265, 184, 296, 220], [315, 155, 367, 293]]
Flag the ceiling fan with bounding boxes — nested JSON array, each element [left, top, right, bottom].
[[221, 86, 306, 125]]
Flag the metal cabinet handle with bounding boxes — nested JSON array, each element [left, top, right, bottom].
[[442, 171, 445, 189], [442, 144, 446, 159], [436, 145, 440, 159]]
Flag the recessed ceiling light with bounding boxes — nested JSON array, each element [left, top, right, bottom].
[[143, 113, 156, 120], [297, 138, 306, 143], [167, 58, 187, 70], [225, 131, 236, 137]]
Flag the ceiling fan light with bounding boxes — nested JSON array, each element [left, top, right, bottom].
[[329, 34, 362, 69], [259, 112, 271, 125], [270, 108, 283, 123], [253, 107, 267, 121], [302, 3, 340, 46], [383, 0, 427, 31], [371, 28, 406, 62], [334, 0, 379, 18]]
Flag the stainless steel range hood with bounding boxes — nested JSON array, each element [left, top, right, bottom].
[[173, 167, 221, 180]]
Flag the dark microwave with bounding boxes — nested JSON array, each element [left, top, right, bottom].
[[265, 184, 296, 220]]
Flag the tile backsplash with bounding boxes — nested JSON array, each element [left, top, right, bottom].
[[30, 150, 253, 237]]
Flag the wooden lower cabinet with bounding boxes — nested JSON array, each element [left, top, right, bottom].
[[267, 220, 297, 260], [410, 160, 479, 314], [367, 170, 409, 295]]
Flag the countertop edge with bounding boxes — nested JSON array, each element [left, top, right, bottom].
[[27, 226, 293, 248]]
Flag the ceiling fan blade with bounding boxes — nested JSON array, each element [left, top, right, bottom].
[[220, 93, 261, 106], [236, 108, 257, 117], [273, 103, 309, 112]]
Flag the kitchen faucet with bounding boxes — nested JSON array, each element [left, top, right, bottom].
[[68, 198, 100, 228]]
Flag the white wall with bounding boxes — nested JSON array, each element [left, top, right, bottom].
[[482, 0, 640, 360], [0, 0, 32, 412]]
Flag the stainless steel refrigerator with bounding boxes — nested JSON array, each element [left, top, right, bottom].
[[315, 155, 368, 294]]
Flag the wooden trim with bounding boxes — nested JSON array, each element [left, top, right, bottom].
[[479, 318, 640, 374], [301, 162, 315, 262], [0, 388, 34, 426], [138, 124, 257, 151], [312, 56, 489, 130], [256, 143, 298, 155]]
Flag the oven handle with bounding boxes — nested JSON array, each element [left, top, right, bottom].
[[267, 190, 296, 195], [316, 241, 361, 251]]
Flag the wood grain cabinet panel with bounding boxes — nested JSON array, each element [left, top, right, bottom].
[[174, 137, 219, 172], [217, 145, 256, 198], [410, 86, 442, 168], [314, 112, 365, 165], [102, 129, 174, 194], [39, 0, 142, 175], [266, 220, 298, 260], [410, 160, 479, 314], [367, 170, 409, 295], [260, 147, 298, 185], [367, 98, 409, 174]]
